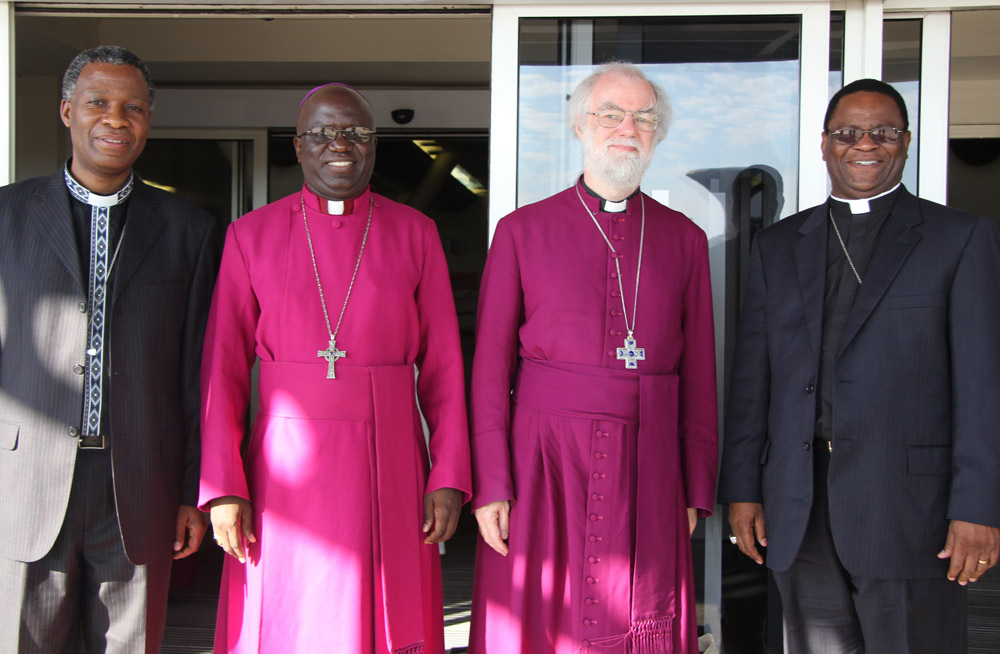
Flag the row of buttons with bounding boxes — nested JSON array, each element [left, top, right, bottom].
[[584, 427, 613, 631]]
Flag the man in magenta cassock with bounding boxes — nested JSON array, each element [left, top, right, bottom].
[[469, 62, 718, 653], [198, 84, 471, 653]]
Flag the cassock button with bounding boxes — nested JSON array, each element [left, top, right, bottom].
[[589, 514, 599, 521], [330, 219, 342, 229], [610, 272, 618, 279], [73, 364, 84, 375], [586, 576, 598, 584], [68, 426, 79, 437], [585, 597, 595, 605], [803, 442, 811, 451], [613, 234, 624, 240], [595, 430, 603, 437], [591, 493, 601, 501], [582, 641, 591, 648], [805, 384, 816, 394], [615, 217, 626, 223], [589, 556, 600, 563], [78, 301, 87, 313], [583, 618, 593, 627], [607, 350, 614, 357]]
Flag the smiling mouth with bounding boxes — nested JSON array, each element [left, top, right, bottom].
[[849, 160, 880, 166], [327, 161, 354, 168]]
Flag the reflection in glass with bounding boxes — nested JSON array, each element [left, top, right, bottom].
[[883, 19, 921, 192], [517, 17, 801, 228]]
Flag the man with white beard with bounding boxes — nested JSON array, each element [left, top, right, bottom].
[[469, 61, 719, 654]]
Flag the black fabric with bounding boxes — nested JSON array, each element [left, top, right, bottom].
[[816, 188, 900, 442]]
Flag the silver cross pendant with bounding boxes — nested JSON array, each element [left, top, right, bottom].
[[317, 338, 346, 379], [616, 332, 645, 369]]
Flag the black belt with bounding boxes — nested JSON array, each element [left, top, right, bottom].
[[813, 436, 833, 453], [78, 433, 107, 450]]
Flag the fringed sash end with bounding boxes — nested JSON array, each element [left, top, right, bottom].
[[391, 642, 424, 654], [625, 616, 673, 654]]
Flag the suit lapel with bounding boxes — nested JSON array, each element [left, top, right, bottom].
[[793, 204, 828, 360], [837, 190, 922, 357], [27, 173, 84, 292], [112, 180, 166, 303]]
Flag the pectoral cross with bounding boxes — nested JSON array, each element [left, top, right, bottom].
[[616, 332, 645, 369], [317, 338, 346, 379]]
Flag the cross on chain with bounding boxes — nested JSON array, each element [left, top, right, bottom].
[[616, 334, 645, 369], [317, 338, 346, 379]]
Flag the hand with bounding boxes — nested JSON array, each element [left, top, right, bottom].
[[423, 488, 463, 544], [474, 500, 511, 556], [687, 508, 698, 537], [729, 502, 767, 565], [173, 505, 207, 560], [209, 496, 257, 564], [937, 519, 1000, 585]]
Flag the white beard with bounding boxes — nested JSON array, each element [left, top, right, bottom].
[[582, 130, 653, 198]]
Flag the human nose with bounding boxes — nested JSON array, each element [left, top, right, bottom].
[[101, 103, 128, 128], [853, 130, 879, 148], [325, 131, 351, 150]]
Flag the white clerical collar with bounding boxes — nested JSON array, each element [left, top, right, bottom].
[[602, 198, 628, 213], [326, 199, 351, 216], [830, 183, 901, 215]]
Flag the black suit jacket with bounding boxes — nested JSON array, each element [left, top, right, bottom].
[[0, 171, 222, 564], [719, 187, 1000, 579]]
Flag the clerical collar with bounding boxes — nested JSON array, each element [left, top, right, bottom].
[[580, 177, 638, 213], [302, 185, 362, 216], [64, 163, 134, 207], [830, 183, 901, 215]]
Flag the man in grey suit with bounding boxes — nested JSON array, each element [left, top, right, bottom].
[[0, 46, 221, 652], [720, 78, 1000, 653]]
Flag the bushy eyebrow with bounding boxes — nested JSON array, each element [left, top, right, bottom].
[[596, 100, 656, 113]]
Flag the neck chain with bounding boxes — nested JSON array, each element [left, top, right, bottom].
[[828, 208, 862, 285], [301, 193, 372, 379], [575, 185, 647, 369]]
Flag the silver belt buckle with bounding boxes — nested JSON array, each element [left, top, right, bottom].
[[78, 433, 107, 450]]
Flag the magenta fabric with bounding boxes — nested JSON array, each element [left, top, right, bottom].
[[469, 181, 718, 653], [199, 185, 471, 653]]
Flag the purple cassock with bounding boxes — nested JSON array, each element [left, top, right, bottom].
[[199, 185, 471, 654], [469, 179, 718, 654]]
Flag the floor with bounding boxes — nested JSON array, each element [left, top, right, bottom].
[[161, 523, 1000, 653]]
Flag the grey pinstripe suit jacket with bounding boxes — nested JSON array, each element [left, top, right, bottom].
[[0, 170, 222, 565], [719, 187, 1000, 579]]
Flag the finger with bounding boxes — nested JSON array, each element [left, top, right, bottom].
[[499, 505, 510, 542], [226, 524, 245, 563], [754, 513, 768, 548], [425, 505, 447, 544], [422, 495, 434, 533], [241, 506, 257, 543], [734, 521, 761, 564], [481, 513, 508, 556], [173, 516, 187, 553]]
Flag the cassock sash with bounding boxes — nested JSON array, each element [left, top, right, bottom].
[[513, 359, 695, 654], [258, 361, 429, 654]]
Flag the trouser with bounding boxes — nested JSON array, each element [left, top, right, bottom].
[[771, 443, 966, 654], [0, 450, 172, 654]]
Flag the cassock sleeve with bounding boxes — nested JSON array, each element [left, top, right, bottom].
[[677, 226, 720, 517], [469, 218, 522, 510], [946, 217, 1000, 528], [198, 222, 261, 509], [718, 235, 770, 505], [414, 220, 473, 503]]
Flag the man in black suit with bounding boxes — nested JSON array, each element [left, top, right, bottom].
[[719, 78, 1000, 653], [0, 46, 221, 652]]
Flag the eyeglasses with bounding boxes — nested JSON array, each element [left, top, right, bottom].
[[297, 126, 376, 145], [586, 110, 660, 132], [827, 126, 905, 145]]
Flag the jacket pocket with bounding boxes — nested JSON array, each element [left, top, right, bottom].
[[886, 293, 946, 309], [907, 445, 950, 476], [0, 420, 19, 450]]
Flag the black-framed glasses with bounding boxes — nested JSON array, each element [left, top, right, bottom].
[[297, 126, 376, 145], [827, 126, 905, 145], [586, 110, 660, 132]]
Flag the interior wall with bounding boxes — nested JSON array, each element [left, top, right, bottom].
[[14, 75, 66, 181], [948, 139, 1000, 227]]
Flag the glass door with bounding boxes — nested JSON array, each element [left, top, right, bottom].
[[491, 2, 833, 647]]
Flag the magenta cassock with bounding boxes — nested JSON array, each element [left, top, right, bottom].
[[469, 181, 718, 654], [198, 185, 471, 653]]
